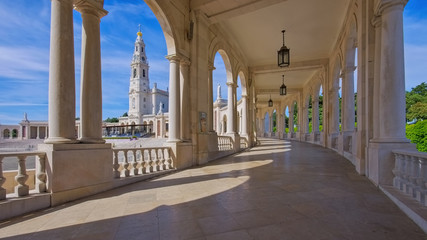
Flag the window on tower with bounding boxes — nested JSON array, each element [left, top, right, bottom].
[[142, 47, 144, 52], [135, 46, 138, 51], [144, 97, 146, 102], [133, 68, 137, 78], [141, 57, 145, 62], [143, 69, 146, 77]]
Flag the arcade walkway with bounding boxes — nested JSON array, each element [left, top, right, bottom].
[[0, 139, 425, 240]]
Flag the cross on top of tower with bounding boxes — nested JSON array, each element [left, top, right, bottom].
[[137, 24, 142, 37]]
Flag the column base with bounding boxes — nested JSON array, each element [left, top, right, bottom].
[[79, 137, 106, 144], [44, 137, 79, 144], [167, 138, 182, 143], [165, 141, 193, 169]]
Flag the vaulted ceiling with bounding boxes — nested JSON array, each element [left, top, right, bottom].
[[192, 0, 351, 106]]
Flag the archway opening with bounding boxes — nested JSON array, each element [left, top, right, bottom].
[[319, 85, 323, 132], [285, 106, 290, 133]]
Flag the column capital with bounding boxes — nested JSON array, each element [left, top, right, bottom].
[[340, 66, 357, 76], [371, 15, 382, 28], [165, 54, 182, 63], [374, 0, 407, 16], [74, 0, 108, 18], [208, 62, 216, 71], [180, 58, 191, 66], [226, 82, 236, 87], [241, 94, 248, 99]]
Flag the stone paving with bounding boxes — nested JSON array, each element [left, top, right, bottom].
[[0, 138, 425, 239]]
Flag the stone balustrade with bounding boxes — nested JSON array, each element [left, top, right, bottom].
[[218, 136, 233, 151], [393, 150, 427, 206], [112, 147, 173, 178], [240, 136, 248, 149], [0, 151, 46, 200]]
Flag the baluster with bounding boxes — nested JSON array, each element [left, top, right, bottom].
[[393, 153, 402, 189], [421, 157, 427, 206], [15, 155, 29, 197], [158, 149, 165, 171], [0, 156, 6, 200], [141, 150, 147, 174], [36, 154, 47, 193], [408, 155, 417, 196], [147, 150, 153, 173], [166, 148, 173, 169], [151, 149, 157, 172], [113, 150, 120, 178], [123, 150, 130, 177], [132, 150, 139, 175]]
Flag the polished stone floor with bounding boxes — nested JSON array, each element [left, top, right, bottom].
[[0, 138, 425, 240]]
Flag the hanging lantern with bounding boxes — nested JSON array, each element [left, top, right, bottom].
[[280, 75, 287, 95], [278, 30, 290, 67], [268, 95, 273, 107]]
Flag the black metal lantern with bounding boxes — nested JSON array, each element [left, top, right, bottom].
[[268, 95, 273, 107], [278, 30, 290, 67], [280, 75, 287, 95]]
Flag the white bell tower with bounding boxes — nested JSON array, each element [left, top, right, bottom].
[[128, 25, 151, 119]]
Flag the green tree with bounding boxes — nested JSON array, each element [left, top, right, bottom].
[[104, 117, 119, 123], [406, 120, 427, 152], [406, 82, 427, 122], [122, 112, 128, 117]]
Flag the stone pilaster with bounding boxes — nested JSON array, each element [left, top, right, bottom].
[[341, 66, 356, 132], [180, 58, 191, 141], [241, 95, 248, 136], [226, 82, 235, 134]]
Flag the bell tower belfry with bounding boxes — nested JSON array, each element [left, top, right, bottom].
[[128, 25, 151, 119]]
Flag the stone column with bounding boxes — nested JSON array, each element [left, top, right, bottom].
[[241, 95, 248, 136], [36, 127, 40, 139], [289, 105, 294, 134], [329, 87, 340, 133], [226, 82, 235, 134], [180, 59, 191, 140], [377, 1, 408, 142], [341, 67, 356, 132], [207, 63, 215, 132], [312, 99, 319, 132], [75, 1, 107, 143], [45, 0, 78, 144], [166, 55, 181, 142], [45, 127, 48, 139]]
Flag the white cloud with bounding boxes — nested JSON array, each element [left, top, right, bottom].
[[0, 46, 49, 80]]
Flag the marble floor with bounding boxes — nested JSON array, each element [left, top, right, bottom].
[[0, 138, 425, 240]]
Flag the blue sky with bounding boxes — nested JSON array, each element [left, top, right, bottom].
[[0, 0, 425, 125]]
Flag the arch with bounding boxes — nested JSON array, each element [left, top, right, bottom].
[[3, 129, 10, 139], [143, 0, 177, 55], [272, 109, 277, 133], [264, 111, 270, 135], [237, 70, 248, 96], [11, 129, 18, 138], [319, 85, 324, 132], [284, 106, 290, 133], [293, 101, 298, 132]]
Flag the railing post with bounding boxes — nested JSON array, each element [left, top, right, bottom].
[[147, 150, 153, 173], [36, 153, 47, 193], [15, 155, 29, 197], [0, 156, 5, 200]]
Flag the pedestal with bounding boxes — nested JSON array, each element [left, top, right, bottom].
[[38, 143, 113, 206], [368, 141, 415, 186]]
